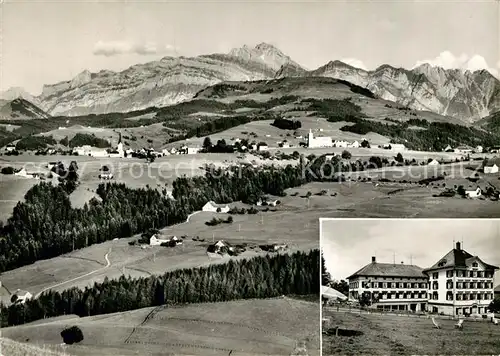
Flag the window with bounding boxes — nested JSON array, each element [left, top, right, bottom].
[[432, 272, 438, 279], [472, 262, 478, 268]]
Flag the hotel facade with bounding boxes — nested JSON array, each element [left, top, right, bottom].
[[424, 242, 497, 316], [346, 242, 498, 316]]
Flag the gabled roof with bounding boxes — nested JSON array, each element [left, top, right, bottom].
[[347, 262, 426, 280], [14, 289, 31, 296], [423, 246, 499, 272], [495, 285, 500, 293]]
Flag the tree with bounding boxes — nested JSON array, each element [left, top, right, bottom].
[[488, 297, 500, 313], [395, 153, 404, 163], [1, 167, 15, 175], [321, 253, 330, 286], [361, 140, 370, 148], [341, 150, 352, 160], [358, 291, 378, 308], [61, 326, 84, 344], [203, 137, 213, 151], [331, 280, 349, 296]]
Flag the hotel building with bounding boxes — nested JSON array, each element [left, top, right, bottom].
[[423, 242, 498, 316], [346, 242, 498, 317], [346, 256, 429, 312]]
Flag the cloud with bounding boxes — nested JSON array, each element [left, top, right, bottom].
[[93, 41, 177, 56], [340, 58, 368, 70], [413, 51, 498, 77]]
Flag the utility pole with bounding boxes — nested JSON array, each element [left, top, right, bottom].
[[393, 252, 395, 265], [212, 232, 215, 243], [153, 251, 156, 262], [238, 224, 241, 232]]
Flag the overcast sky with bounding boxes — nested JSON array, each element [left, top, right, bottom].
[[1, 0, 498, 94], [321, 219, 500, 286]]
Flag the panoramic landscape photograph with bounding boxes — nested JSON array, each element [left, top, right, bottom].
[[0, 0, 499, 355], [321, 219, 500, 355]]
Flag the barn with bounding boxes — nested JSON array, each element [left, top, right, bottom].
[[202, 201, 230, 213]]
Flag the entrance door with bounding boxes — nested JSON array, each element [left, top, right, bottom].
[[410, 304, 416, 312]]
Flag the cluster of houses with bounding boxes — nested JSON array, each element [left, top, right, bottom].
[[443, 145, 500, 154]]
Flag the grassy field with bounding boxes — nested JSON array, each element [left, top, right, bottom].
[[1, 297, 320, 356], [0, 152, 287, 219], [322, 309, 500, 355]]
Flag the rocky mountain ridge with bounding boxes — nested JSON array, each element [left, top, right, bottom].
[[5, 43, 500, 122]]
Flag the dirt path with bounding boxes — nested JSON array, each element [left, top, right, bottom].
[[34, 248, 111, 298]]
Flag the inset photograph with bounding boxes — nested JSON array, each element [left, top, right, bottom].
[[321, 218, 500, 355]]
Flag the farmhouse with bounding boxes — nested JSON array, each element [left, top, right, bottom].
[[347, 256, 429, 312], [443, 145, 453, 152], [14, 168, 38, 179], [475, 145, 484, 153], [149, 234, 169, 246], [333, 140, 349, 148], [390, 143, 406, 152], [202, 201, 230, 213], [72, 145, 108, 157], [454, 145, 473, 154], [279, 141, 290, 148], [349, 140, 360, 148], [161, 148, 171, 156], [423, 242, 498, 317], [465, 187, 481, 198], [11, 289, 32, 304], [257, 143, 269, 151], [484, 160, 499, 174], [5, 144, 16, 152], [187, 147, 201, 155], [207, 240, 234, 255], [307, 129, 333, 148], [428, 159, 440, 166]]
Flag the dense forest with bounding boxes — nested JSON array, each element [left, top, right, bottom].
[[271, 118, 302, 130], [1, 249, 320, 327], [339, 119, 499, 151], [68, 133, 110, 148], [15, 135, 57, 151]]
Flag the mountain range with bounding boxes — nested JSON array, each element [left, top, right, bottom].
[[2, 42, 499, 122]]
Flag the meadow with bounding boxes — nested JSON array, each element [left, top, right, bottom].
[[1, 297, 320, 356], [322, 309, 500, 355]]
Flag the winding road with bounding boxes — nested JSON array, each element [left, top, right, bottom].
[[32, 211, 203, 299], [34, 248, 111, 299]]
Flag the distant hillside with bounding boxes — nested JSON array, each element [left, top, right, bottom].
[[0, 98, 51, 120], [476, 110, 500, 134]]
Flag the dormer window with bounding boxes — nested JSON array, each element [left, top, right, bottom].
[[438, 259, 447, 267]]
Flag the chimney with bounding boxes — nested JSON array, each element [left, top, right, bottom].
[[456, 242, 461, 250], [372, 256, 376, 263]]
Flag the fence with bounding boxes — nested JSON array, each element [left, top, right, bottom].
[[324, 305, 497, 323]]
